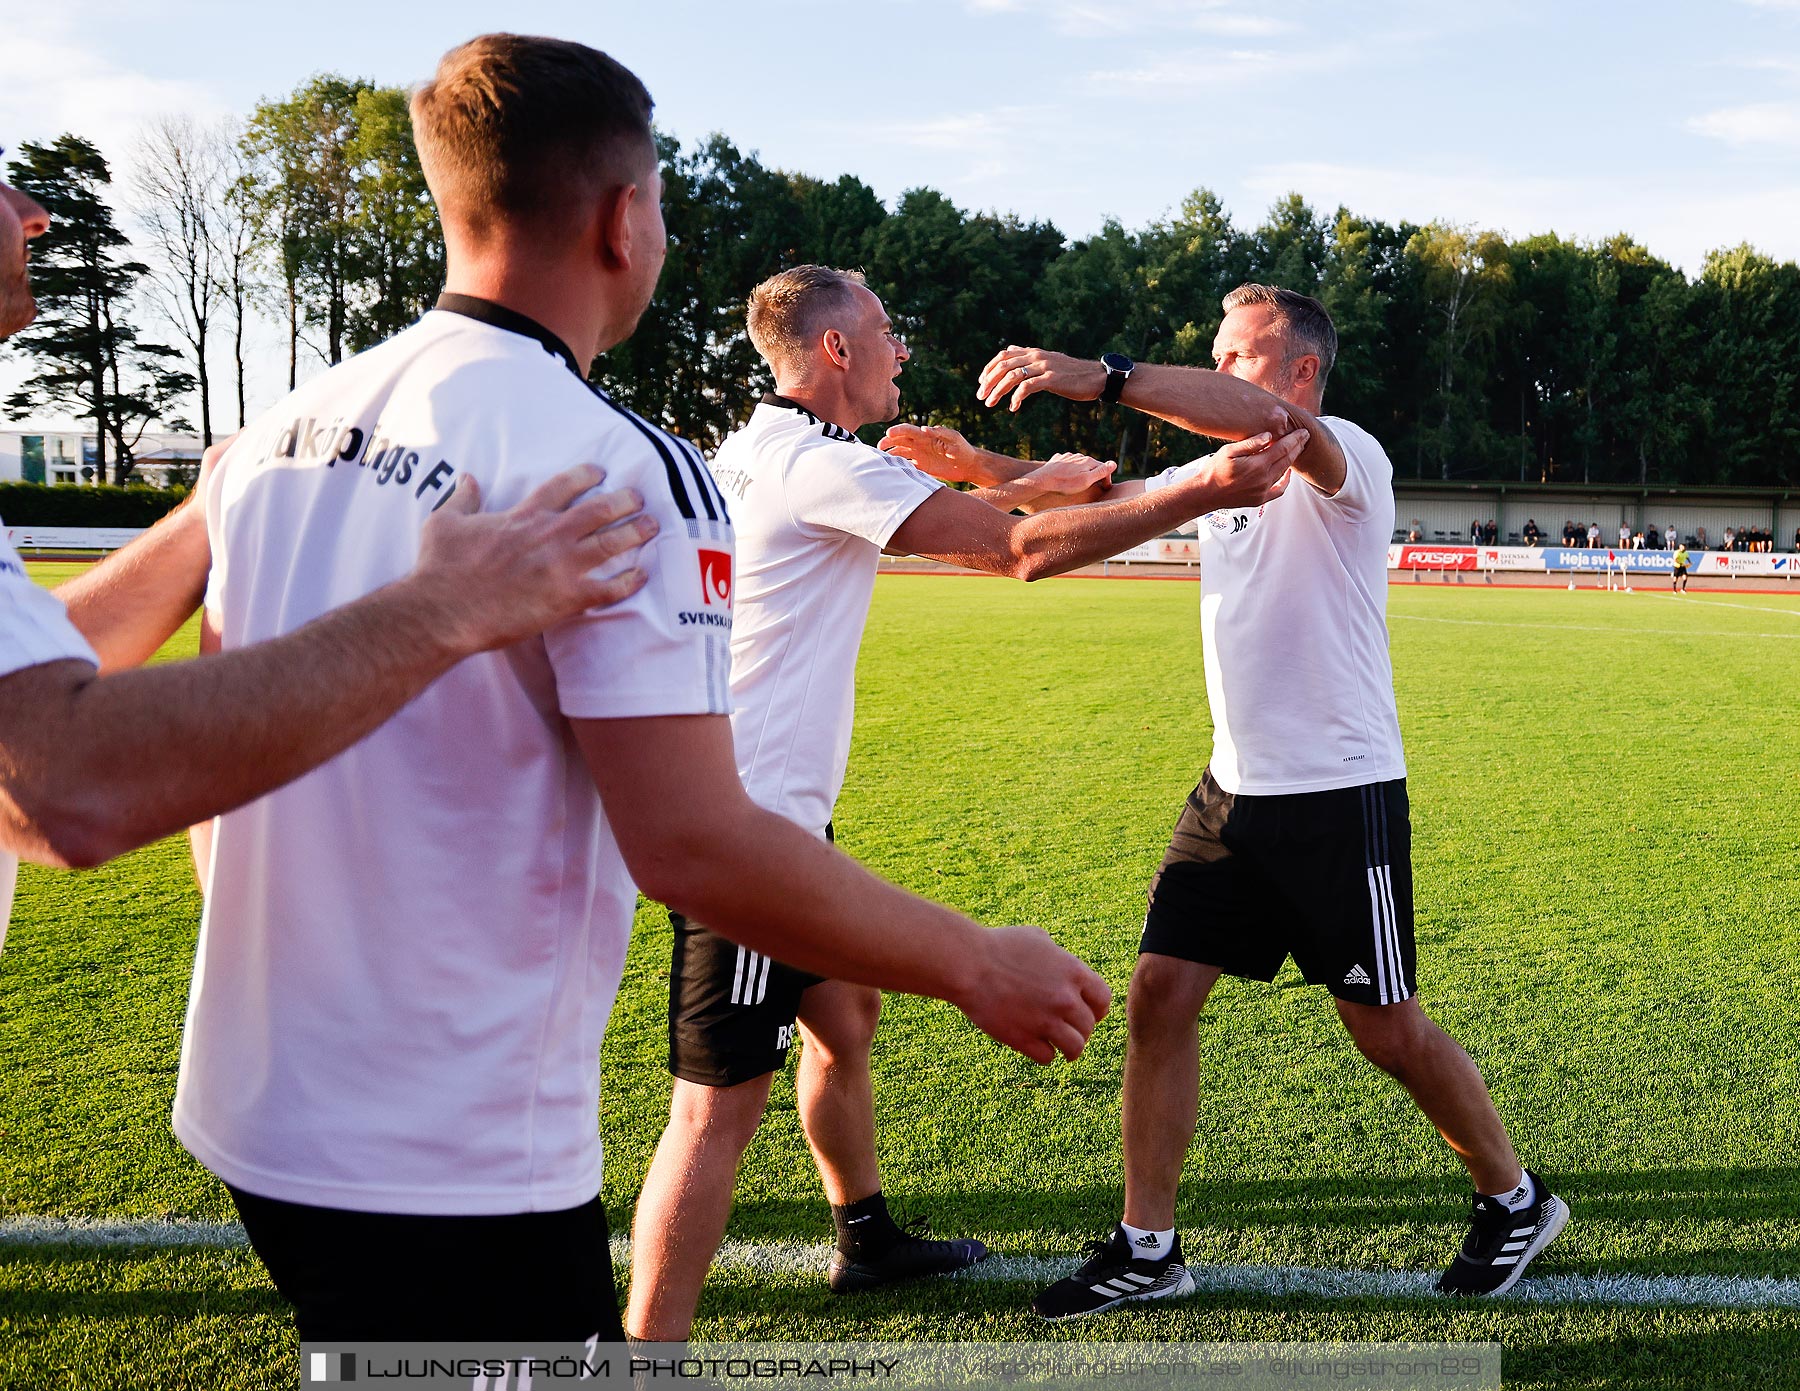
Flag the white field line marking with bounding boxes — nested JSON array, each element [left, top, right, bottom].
[[1389, 613, 1800, 641], [0, 1215, 248, 1248], [1641, 591, 1800, 619], [7, 1221, 1800, 1311]]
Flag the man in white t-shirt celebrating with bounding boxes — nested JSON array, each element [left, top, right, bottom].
[[180, 39, 1112, 1346], [0, 157, 654, 941], [626, 265, 1312, 1341], [887, 285, 1568, 1315]]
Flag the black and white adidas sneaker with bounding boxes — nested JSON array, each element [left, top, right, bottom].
[[1437, 1170, 1570, 1296], [1031, 1225, 1196, 1320]]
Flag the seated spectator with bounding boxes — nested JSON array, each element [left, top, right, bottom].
[[1483, 519, 1498, 544], [1587, 522, 1601, 548], [1470, 519, 1481, 544], [1646, 527, 1662, 549], [1697, 526, 1707, 549], [1523, 518, 1541, 546], [1722, 526, 1735, 552], [1619, 523, 1631, 549]]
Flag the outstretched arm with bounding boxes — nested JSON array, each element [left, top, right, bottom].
[[885, 430, 1306, 581], [576, 714, 1112, 1064], [876, 423, 1038, 488], [879, 427, 1115, 513], [976, 347, 1347, 497], [1, 466, 656, 869], [968, 453, 1117, 514]]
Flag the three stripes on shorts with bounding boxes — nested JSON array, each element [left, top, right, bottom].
[[1358, 784, 1409, 1005], [730, 945, 775, 1006]]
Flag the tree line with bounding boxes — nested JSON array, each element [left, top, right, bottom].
[[6, 76, 1798, 487]]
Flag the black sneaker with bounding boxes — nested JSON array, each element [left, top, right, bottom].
[[827, 1216, 988, 1294], [1437, 1170, 1570, 1296], [1032, 1225, 1195, 1320]]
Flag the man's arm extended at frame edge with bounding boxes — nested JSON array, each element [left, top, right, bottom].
[[574, 713, 1111, 1065], [2, 467, 655, 870]]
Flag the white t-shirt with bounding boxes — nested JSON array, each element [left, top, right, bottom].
[[0, 530, 99, 943], [1145, 417, 1405, 795], [710, 395, 941, 834], [173, 300, 734, 1215]]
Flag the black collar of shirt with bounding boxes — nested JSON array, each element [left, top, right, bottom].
[[435, 293, 583, 380], [761, 391, 820, 421]]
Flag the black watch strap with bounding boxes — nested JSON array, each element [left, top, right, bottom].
[[1100, 352, 1134, 405]]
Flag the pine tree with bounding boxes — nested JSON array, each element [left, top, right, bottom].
[[3, 136, 192, 483]]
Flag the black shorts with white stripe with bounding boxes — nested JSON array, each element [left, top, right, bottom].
[[666, 827, 831, 1087], [1141, 770, 1417, 1006]]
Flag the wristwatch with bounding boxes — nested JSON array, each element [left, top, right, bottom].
[[1099, 352, 1135, 405]]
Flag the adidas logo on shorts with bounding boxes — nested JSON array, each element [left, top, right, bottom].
[[1343, 963, 1373, 986]]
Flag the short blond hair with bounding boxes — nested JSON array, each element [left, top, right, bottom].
[[411, 34, 654, 242], [746, 265, 868, 372]]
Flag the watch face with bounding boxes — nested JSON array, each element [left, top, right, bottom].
[[1101, 352, 1134, 374]]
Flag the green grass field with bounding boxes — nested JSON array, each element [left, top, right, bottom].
[[3, 567, 1798, 1389]]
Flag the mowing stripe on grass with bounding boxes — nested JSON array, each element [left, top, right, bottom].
[[8, 1221, 1799, 1311], [1642, 591, 1800, 619], [1389, 612, 1800, 640]]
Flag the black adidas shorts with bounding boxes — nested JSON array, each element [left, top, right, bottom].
[[667, 825, 832, 1087], [1141, 771, 1416, 1006]]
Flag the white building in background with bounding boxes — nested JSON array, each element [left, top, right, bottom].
[[0, 426, 204, 487]]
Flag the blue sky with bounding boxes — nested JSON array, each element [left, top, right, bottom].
[[4, 0, 1800, 424]]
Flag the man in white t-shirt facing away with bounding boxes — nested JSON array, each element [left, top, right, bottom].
[[627, 264, 1311, 1342], [179, 38, 1111, 1347], [889, 285, 1568, 1317], [0, 158, 653, 943]]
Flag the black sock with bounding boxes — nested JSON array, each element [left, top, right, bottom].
[[831, 1191, 903, 1259]]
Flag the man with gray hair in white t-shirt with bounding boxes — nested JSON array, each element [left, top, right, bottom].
[[627, 263, 1312, 1342], [886, 283, 1569, 1316]]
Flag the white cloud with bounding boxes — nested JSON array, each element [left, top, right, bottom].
[[878, 105, 1048, 151], [963, 0, 1289, 38], [1088, 40, 1353, 90], [1687, 101, 1800, 147], [1234, 159, 1800, 274], [1730, 56, 1800, 76], [0, 32, 226, 182]]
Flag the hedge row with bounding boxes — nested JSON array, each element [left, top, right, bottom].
[[0, 482, 189, 527]]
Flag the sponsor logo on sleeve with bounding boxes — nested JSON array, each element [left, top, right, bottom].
[[698, 549, 733, 607], [679, 547, 735, 629]]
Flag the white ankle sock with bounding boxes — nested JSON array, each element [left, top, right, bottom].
[[1119, 1222, 1175, 1259], [1485, 1171, 1536, 1211]]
